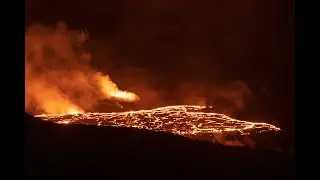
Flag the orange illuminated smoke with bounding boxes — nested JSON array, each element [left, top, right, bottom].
[[25, 22, 139, 115], [98, 75, 139, 102]]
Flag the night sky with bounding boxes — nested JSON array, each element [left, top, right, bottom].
[[26, 0, 293, 135]]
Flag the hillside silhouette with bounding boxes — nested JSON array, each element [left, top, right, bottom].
[[25, 113, 294, 179]]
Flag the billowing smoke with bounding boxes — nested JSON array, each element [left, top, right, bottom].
[[178, 82, 207, 106], [209, 81, 252, 116], [109, 66, 166, 110], [173, 81, 252, 116], [25, 21, 252, 116], [108, 68, 252, 117], [25, 22, 139, 114]]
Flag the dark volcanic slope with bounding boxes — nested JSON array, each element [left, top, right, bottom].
[[25, 113, 294, 179]]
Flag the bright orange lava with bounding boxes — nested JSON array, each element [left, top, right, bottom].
[[36, 105, 280, 137]]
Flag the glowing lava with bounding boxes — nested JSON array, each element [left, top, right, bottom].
[[66, 107, 84, 115], [36, 105, 280, 137]]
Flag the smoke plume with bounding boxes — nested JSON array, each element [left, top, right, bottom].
[[209, 81, 252, 116], [25, 22, 139, 114]]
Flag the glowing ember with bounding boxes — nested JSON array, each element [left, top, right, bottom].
[[57, 120, 70, 124], [36, 105, 280, 137]]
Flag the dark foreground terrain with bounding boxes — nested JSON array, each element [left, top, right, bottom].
[[25, 113, 294, 179]]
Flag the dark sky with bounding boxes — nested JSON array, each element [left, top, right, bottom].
[[26, 0, 293, 132]]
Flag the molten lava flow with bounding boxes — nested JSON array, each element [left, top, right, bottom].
[[36, 105, 280, 138]]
